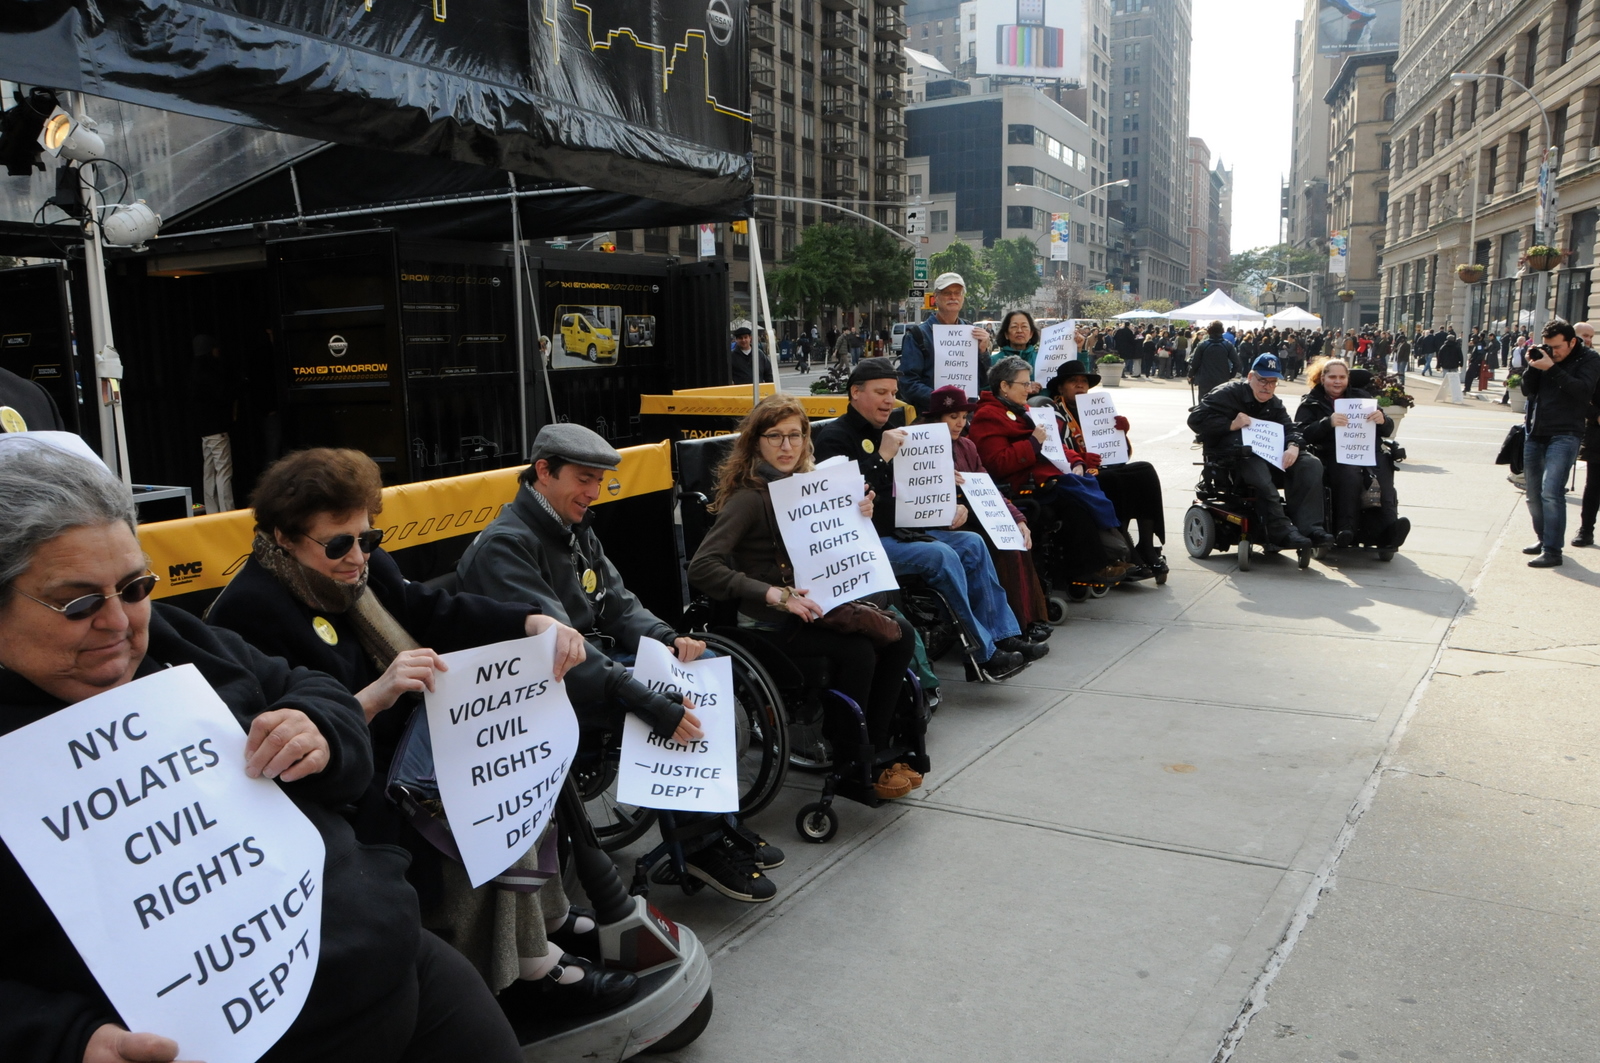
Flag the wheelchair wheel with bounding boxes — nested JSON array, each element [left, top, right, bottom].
[[700, 632, 791, 817], [796, 801, 840, 843], [1047, 592, 1070, 625], [642, 990, 714, 1054], [1237, 538, 1252, 572], [1088, 584, 1108, 599], [1184, 504, 1216, 558], [1297, 546, 1312, 570], [575, 753, 658, 853], [1065, 583, 1090, 602]]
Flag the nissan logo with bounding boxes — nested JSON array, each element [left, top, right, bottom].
[[707, 0, 733, 45], [328, 334, 349, 357]]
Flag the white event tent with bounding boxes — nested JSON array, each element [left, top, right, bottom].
[[1265, 306, 1323, 328], [1165, 289, 1267, 325]]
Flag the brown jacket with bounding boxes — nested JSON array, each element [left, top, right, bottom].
[[688, 484, 793, 619]]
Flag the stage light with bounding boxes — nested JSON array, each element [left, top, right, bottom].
[[39, 108, 105, 163], [100, 201, 161, 248]]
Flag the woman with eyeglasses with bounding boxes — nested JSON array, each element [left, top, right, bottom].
[[0, 441, 529, 1063], [688, 396, 921, 800], [206, 449, 633, 1015]]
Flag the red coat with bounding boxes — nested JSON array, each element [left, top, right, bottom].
[[968, 393, 1082, 490], [952, 434, 1027, 525]]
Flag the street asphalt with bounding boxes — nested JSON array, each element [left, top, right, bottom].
[[608, 369, 1568, 1062]]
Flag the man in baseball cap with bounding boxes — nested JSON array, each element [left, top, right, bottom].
[[459, 422, 785, 901], [1187, 351, 1333, 549], [896, 270, 993, 413]]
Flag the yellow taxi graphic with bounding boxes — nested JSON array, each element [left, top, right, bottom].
[[560, 312, 618, 363]]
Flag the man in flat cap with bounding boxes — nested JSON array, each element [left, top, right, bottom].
[[729, 325, 772, 386], [458, 423, 784, 902]]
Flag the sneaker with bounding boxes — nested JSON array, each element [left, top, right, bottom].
[[729, 820, 785, 870], [873, 768, 912, 799], [1529, 551, 1564, 568], [975, 648, 1027, 681], [997, 636, 1049, 661], [684, 839, 778, 902]]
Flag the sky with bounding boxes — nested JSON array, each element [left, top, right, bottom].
[[1187, 0, 1302, 253]]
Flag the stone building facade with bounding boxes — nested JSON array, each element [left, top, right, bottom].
[[1325, 50, 1397, 328], [1382, 0, 1600, 334]]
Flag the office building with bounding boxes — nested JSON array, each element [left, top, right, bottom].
[[1323, 50, 1394, 328], [1107, 0, 1193, 302], [1289, 0, 1338, 255], [1383, 0, 1599, 333]]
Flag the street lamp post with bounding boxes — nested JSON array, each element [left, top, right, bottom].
[[1450, 71, 1556, 333]]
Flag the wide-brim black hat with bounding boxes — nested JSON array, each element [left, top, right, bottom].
[[1046, 359, 1102, 393]]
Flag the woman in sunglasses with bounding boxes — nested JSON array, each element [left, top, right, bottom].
[[0, 441, 527, 1063], [207, 449, 629, 1014]]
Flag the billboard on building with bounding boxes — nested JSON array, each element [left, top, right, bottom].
[[974, 0, 1083, 80], [1317, 0, 1400, 55]]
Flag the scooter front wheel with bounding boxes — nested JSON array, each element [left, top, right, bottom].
[[642, 990, 715, 1054]]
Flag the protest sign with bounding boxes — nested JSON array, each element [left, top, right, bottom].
[[767, 462, 899, 613], [1077, 388, 1129, 465], [1242, 419, 1286, 470], [961, 471, 1027, 550], [893, 422, 957, 527], [1334, 398, 1379, 466], [932, 323, 980, 397], [1036, 320, 1078, 381], [424, 631, 580, 889], [616, 640, 739, 813], [1037, 412, 1076, 475], [0, 665, 326, 1063]]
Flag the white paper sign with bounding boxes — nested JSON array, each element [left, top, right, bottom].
[[616, 640, 739, 813], [1037, 412, 1076, 475], [1078, 388, 1129, 465], [892, 422, 957, 527], [424, 631, 580, 889], [1242, 419, 1286, 470], [961, 471, 1027, 550], [0, 666, 326, 1063], [1334, 398, 1379, 466], [1036, 320, 1078, 381], [932, 323, 980, 397], [767, 462, 900, 613]]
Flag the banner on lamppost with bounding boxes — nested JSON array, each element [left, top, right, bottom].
[[1049, 213, 1071, 261], [1536, 163, 1556, 242], [1327, 231, 1348, 277]]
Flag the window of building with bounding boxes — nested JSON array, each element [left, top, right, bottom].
[[1572, 208, 1598, 266], [1378, 191, 1389, 223], [1515, 127, 1530, 186], [968, 12, 975, 29], [1008, 165, 1034, 185], [781, 144, 795, 174], [1382, 92, 1395, 121], [1484, 145, 1498, 196], [1381, 140, 1392, 169], [802, 36, 813, 62], [1075, 222, 1086, 242], [930, 210, 949, 232], [909, 174, 922, 196], [781, 104, 795, 133], [1563, 0, 1580, 62], [803, 154, 815, 178], [802, 113, 815, 141], [1006, 205, 1035, 229], [1493, 56, 1506, 109], [780, 25, 792, 52], [1524, 26, 1539, 87], [1553, 106, 1569, 169], [968, 41, 975, 59], [781, 65, 793, 93], [1008, 124, 1035, 144]]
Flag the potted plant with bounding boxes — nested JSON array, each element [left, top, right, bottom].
[[1377, 381, 1415, 435], [1522, 245, 1563, 271], [1097, 351, 1125, 387], [1504, 372, 1526, 413], [1455, 262, 1486, 284]]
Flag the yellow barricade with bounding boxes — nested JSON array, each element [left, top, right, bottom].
[[139, 441, 673, 601]]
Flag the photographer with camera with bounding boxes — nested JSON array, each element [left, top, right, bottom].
[[1520, 322, 1600, 568]]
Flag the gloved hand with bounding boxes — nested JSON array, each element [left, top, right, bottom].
[[629, 686, 688, 741], [1080, 450, 1103, 470], [1113, 415, 1129, 433]]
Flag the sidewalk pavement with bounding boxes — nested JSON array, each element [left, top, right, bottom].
[[1229, 462, 1600, 1063], [620, 384, 1545, 1062]]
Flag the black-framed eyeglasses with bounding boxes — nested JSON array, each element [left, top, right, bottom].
[[17, 572, 160, 621], [760, 431, 806, 448], [306, 529, 385, 560]]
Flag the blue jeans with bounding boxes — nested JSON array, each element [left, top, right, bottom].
[[1524, 433, 1582, 554], [883, 529, 1021, 662]]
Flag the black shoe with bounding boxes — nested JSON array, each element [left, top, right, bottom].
[[684, 838, 777, 901], [1120, 564, 1155, 582], [997, 636, 1049, 661], [1269, 524, 1313, 548], [1385, 517, 1412, 550], [546, 905, 601, 962], [1523, 542, 1545, 555], [1306, 526, 1336, 547], [1573, 529, 1595, 548], [1334, 529, 1355, 548], [729, 820, 785, 869], [1529, 551, 1564, 568], [1026, 622, 1054, 643], [505, 954, 638, 1016], [973, 648, 1027, 681]]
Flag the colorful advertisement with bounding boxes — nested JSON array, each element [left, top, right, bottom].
[[1317, 0, 1400, 55], [1049, 212, 1071, 261], [974, 0, 1083, 80], [1328, 231, 1349, 277]]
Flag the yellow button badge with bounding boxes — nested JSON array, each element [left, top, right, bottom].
[[312, 616, 338, 645]]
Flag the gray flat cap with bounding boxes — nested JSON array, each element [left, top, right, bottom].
[[530, 423, 622, 470]]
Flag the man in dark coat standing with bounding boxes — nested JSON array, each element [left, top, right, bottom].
[[1189, 320, 1243, 398]]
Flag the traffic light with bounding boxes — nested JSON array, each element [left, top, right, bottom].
[[599, 240, 615, 253], [0, 87, 58, 177], [1201, 277, 1211, 292], [731, 220, 749, 234]]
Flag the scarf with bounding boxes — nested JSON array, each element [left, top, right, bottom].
[[1055, 398, 1088, 455], [251, 532, 419, 671]]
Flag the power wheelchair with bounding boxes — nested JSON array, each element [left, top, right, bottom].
[[1182, 445, 1323, 571], [675, 433, 931, 843]]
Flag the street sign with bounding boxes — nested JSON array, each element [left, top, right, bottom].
[[908, 287, 924, 298], [906, 207, 926, 236], [913, 258, 929, 282]]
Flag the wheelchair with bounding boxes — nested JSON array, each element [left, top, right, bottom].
[[1182, 445, 1321, 572], [675, 434, 932, 843], [999, 478, 1127, 619], [1305, 438, 1409, 563]]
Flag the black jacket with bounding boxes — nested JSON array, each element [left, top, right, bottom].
[[1189, 338, 1243, 396], [456, 487, 685, 739], [1436, 336, 1463, 371], [0, 607, 421, 1063], [0, 364, 64, 433], [1523, 345, 1600, 439], [811, 405, 906, 536], [1293, 385, 1394, 454], [1188, 379, 1305, 454]]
